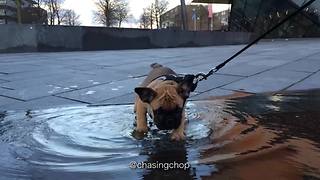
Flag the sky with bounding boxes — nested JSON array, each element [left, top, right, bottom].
[[62, 0, 230, 27]]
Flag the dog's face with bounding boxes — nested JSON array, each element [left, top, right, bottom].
[[135, 79, 194, 130]]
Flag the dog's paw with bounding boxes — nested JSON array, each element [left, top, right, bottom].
[[132, 127, 148, 140], [171, 130, 185, 141], [135, 126, 148, 133]]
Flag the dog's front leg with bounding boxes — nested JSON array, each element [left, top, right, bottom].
[[171, 110, 186, 141], [135, 101, 148, 133]]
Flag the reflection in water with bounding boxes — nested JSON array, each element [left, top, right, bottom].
[[0, 90, 320, 179], [199, 90, 320, 180], [140, 139, 192, 180]]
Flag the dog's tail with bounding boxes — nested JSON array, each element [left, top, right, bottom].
[[150, 63, 163, 69]]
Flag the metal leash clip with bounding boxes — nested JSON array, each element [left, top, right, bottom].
[[194, 67, 218, 83]]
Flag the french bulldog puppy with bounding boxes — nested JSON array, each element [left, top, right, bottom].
[[134, 63, 195, 140]]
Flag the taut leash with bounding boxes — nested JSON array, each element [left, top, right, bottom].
[[192, 0, 317, 88]]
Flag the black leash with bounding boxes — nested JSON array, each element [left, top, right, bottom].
[[192, 0, 317, 85]]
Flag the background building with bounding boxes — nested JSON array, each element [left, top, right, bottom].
[[192, 0, 320, 37], [212, 9, 230, 31], [0, 0, 47, 24], [160, 5, 210, 31]]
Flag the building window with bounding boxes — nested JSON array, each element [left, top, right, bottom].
[[0, 9, 5, 15]]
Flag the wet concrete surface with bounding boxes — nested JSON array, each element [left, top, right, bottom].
[[0, 39, 320, 110], [0, 89, 319, 180]]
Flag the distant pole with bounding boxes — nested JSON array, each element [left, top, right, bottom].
[[180, 0, 187, 30], [192, 8, 196, 31], [15, 0, 22, 24]]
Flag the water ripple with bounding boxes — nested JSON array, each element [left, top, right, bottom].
[[0, 102, 219, 179]]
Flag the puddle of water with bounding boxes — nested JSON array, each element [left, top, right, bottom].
[[0, 90, 320, 179], [0, 102, 218, 180]]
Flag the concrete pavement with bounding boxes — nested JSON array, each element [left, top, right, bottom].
[[0, 39, 320, 111]]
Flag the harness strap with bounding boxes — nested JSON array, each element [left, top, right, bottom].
[[163, 74, 198, 92]]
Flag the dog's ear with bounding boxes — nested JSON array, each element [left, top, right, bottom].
[[178, 75, 196, 99], [135, 87, 157, 103]]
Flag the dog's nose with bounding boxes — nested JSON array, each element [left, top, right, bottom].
[[166, 118, 181, 130], [166, 119, 175, 126], [155, 117, 181, 130]]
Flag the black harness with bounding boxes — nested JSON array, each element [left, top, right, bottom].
[[162, 74, 198, 93]]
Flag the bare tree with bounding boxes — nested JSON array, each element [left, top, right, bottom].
[[42, 0, 65, 25], [154, 0, 168, 28], [94, 0, 130, 27], [36, 0, 47, 24], [94, 0, 116, 27], [139, 8, 150, 29], [61, 9, 81, 26], [146, 3, 155, 29], [139, 0, 168, 29], [44, 0, 55, 25], [55, 4, 64, 25], [44, 0, 54, 24], [114, 0, 129, 27]]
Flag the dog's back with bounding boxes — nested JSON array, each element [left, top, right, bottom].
[[140, 63, 177, 87]]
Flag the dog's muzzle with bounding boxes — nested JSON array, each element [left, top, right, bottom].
[[153, 107, 183, 130]]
